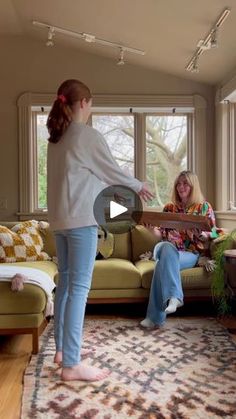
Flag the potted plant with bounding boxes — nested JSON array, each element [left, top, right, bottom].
[[211, 229, 236, 314]]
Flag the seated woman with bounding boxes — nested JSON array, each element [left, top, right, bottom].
[[140, 170, 220, 329]]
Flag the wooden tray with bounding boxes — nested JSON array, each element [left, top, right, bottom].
[[132, 211, 212, 231]]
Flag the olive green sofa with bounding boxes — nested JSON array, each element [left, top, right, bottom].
[[89, 223, 214, 301], [0, 221, 58, 354], [0, 220, 233, 353]]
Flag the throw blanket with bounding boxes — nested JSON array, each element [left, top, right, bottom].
[[0, 266, 55, 316]]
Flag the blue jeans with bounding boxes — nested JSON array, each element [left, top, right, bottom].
[[146, 241, 199, 326], [54, 226, 97, 367]]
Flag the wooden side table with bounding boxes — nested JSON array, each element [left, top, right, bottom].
[[223, 249, 236, 334], [224, 249, 236, 292]]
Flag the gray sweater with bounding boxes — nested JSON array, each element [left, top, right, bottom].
[[47, 121, 142, 230]]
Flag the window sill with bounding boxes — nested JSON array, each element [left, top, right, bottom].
[[16, 211, 48, 221], [215, 211, 236, 220]]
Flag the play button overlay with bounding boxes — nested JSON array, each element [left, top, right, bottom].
[[93, 185, 143, 233], [110, 201, 128, 218]]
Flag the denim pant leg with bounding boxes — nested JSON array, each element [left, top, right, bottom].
[[179, 250, 199, 270], [146, 242, 198, 326], [54, 232, 69, 352], [63, 226, 97, 367]]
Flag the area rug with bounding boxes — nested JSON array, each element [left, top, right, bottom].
[[21, 317, 236, 419]]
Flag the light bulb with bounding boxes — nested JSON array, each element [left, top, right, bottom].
[[210, 28, 218, 48], [191, 57, 199, 73], [117, 48, 125, 65]]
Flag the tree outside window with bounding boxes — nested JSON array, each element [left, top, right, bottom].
[[146, 115, 187, 207]]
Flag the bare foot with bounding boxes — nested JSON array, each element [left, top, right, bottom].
[[54, 348, 96, 365], [61, 363, 110, 382], [54, 351, 62, 364]]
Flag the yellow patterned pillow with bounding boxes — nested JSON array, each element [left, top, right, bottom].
[[0, 220, 51, 263]]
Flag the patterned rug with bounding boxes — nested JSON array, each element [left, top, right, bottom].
[[21, 317, 236, 419]]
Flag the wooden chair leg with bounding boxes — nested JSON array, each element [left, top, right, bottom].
[[32, 329, 39, 354]]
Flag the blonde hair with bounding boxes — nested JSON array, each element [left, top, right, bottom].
[[47, 79, 92, 143], [171, 170, 204, 206]]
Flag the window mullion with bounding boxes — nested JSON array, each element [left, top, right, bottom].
[[135, 113, 146, 181], [187, 114, 194, 172]]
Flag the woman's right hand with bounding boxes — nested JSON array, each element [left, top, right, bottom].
[[138, 183, 154, 202]]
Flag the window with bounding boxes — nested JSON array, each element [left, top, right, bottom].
[[35, 113, 48, 209], [18, 93, 206, 218], [92, 114, 135, 175], [31, 110, 189, 211]]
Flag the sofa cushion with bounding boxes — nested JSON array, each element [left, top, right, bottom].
[[0, 261, 57, 314], [135, 260, 212, 290], [91, 258, 141, 289], [41, 227, 57, 257], [105, 221, 132, 260], [111, 232, 131, 260], [0, 283, 47, 314], [0, 221, 50, 262], [135, 260, 155, 288], [131, 225, 160, 262]]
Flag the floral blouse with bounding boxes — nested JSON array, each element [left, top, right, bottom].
[[161, 201, 221, 254]]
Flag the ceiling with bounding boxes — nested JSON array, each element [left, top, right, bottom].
[[2, 0, 236, 85]]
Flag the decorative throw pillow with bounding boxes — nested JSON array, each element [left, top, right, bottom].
[[96, 226, 114, 260], [0, 220, 51, 263]]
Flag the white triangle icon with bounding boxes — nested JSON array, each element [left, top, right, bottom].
[[110, 201, 128, 219]]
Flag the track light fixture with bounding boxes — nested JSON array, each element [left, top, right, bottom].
[[117, 48, 125, 65], [33, 20, 145, 64], [186, 8, 230, 73]]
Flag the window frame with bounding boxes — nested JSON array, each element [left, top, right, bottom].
[[17, 93, 206, 219], [215, 101, 236, 215]]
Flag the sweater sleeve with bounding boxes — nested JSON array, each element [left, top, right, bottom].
[[86, 128, 143, 193], [200, 201, 219, 238]]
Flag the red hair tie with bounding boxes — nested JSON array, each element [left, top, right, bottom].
[[57, 94, 67, 104]]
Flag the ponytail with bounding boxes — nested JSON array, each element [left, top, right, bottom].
[[47, 79, 92, 143]]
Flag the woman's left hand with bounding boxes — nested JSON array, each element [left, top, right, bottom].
[[198, 232, 209, 242], [187, 229, 209, 241], [186, 228, 202, 239]]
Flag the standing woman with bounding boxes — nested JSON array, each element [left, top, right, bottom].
[[47, 79, 152, 381], [140, 170, 220, 329]]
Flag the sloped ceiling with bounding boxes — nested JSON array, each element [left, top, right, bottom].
[[1, 0, 236, 85]]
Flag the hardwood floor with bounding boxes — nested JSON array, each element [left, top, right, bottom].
[[0, 311, 235, 419], [0, 334, 31, 419]]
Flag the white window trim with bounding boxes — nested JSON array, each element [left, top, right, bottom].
[[215, 100, 236, 215], [215, 74, 236, 222], [17, 93, 206, 218]]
